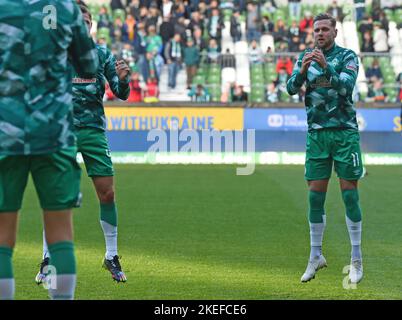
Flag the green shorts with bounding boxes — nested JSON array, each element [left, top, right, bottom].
[[305, 129, 363, 181], [76, 127, 114, 177], [0, 147, 81, 212]]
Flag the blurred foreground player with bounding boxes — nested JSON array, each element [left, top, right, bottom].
[[36, 0, 130, 284], [0, 0, 98, 299], [287, 13, 364, 284]]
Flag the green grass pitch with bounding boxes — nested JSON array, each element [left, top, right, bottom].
[[13, 165, 402, 299]]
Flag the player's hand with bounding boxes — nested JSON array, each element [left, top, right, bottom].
[[300, 52, 314, 75], [116, 60, 130, 81], [311, 49, 327, 69]]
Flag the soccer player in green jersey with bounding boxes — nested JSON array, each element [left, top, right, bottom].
[[0, 0, 98, 300], [287, 13, 364, 284], [35, 0, 130, 284]]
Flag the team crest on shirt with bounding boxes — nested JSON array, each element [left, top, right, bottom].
[[330, 58, 339, 67]]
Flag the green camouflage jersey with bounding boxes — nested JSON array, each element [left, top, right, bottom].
[[287, 43, 359, 131], [72, 44, 130, 130], [0, 0, 98, 155]]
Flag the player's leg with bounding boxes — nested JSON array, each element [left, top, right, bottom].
[[333, 129, 364, 283], [0, 155, 30, 299], [43, 210, 76, 300], [92, 176, 126, 282], [78, 127, 126, 282], [301, 130, 332, 282], [31, 147, 81, 299], [0, 213, 18, 300]]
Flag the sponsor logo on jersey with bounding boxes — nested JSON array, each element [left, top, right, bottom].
[[72, 78, 97, 84], [346, 60, 358, 72], [310, 76, 332, 88]]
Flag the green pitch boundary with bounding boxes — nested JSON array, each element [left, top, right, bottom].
[[77, 152, 402, 165]]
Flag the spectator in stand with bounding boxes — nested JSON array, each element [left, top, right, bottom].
[[262, 0, 278, 14], [184, 38, 200, 89], [104, 82, 116, 101], [143, 76, 160, 103], [218, 48, 236, 69], [288, 20, 300, 38], [273, 18, 288, 43], [146, 25, 163, 54], [161, 0, 174, 18], [111, 16, 124, 41], [153, 48, 164, 82], [128, 0, 141, 21], [207, 8, 225, 46], [275, 67, 290, 101], [174, 16, 188, 42], [327, 0, 345, 22], [230, 10, 242, 42], [188, 84, 211, 102], [207, 38, 220, 63], [289, 35, 301, 52], [378, 10, 390, 36], [367, 78, 387, 102], [248, 39, 263, 64], [188, 10, 204, 35], [361, 30, 374, 52], [97, 5, 113, 29], [122, 14, 137, 43], [165, 33, 183, 89], [142, 51, 158, 83], [246, 2, 261, 42], [358, 14, 374, 35], [261, 15, 274, 35], [121, 43, 136, 67], [111, 0, 125, 11], [127, 72, 143, 103], [146, 4, 161, 29], [299, 11, 313, 33], [366, 59, 383, 83], [159, 15, 175, 47], [302, 26, 314, 49], [232, 84, 248, 102], [276, 56, 293, 76], [373, 22, 389, 52], [266, 82, 279, 103], [354, 0, 366, 22], [193, 26, 207, 52], [288, 0, 302, 22], [264, 46, 274, 64]]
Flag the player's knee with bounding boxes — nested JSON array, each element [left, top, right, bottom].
[[341, 189, 359, 208], [99, 189, 115, 203], [309, 190, 326, 208]]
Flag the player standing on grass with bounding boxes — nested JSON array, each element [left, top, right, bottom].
[[0, 0, 98, 299], [287, 13, 364, 284], [35, 0, 130, 284]]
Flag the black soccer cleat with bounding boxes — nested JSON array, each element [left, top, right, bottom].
[[102, 255, 127, 283], [35, 257, 50, 285]]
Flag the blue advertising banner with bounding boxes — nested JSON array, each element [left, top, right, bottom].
[[244, 108, 402, 132]]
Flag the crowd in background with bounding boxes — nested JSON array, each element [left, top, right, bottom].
[[93, 0, 401, 104]]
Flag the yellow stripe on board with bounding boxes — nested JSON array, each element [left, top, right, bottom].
[[105, 107, 244, 131]]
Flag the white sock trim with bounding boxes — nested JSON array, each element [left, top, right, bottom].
[[309, 215, 326, 247], [0, 279, 15, 300], [346, 216, 362, 246]]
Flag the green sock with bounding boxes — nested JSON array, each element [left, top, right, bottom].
[[0, 246, 14, 300], [342, 189, 362, 222], [308, 190, 326, 223], [48, 241, 76, 300], [100, 202, 118, 227], [100, 202, 118, 259]]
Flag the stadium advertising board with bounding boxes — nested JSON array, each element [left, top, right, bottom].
[[244, 108, 402, 132], [105, 107, 244, 131]]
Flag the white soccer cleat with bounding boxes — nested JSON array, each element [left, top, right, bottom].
[[301, 255, 327, 283], [349, 259, 363, 284]]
